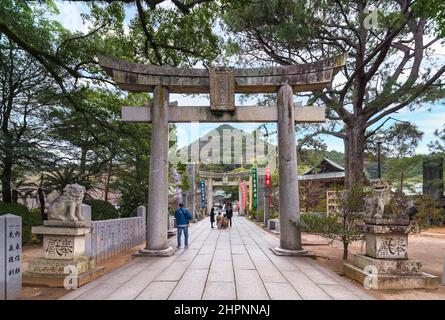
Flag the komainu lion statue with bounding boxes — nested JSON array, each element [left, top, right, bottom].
[[47, 183, 86, 221], [367, 179, 409, 220]]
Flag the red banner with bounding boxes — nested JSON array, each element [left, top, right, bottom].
[[240, 181, 247, 209], [265, 166, 271, 187]]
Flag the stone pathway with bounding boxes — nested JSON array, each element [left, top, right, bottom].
[[60, 215, 374, 300]]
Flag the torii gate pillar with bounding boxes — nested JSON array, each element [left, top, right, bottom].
[[272, 84, 305, 255], [139, 86, 174, 256], [206, 178, 213, 216], [238, 178, 244, 216]]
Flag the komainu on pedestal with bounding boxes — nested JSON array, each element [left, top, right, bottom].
[[23, 184, 104, 288], [344, 179, 440, 290]]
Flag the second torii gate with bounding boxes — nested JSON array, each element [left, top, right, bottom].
[[198, 170, 251, 216], [98, 54, 346, 256]]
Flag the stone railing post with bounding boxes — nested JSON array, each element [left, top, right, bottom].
[[137, 206, 146, 244], [207, 178, 213, 216], [83, 204, 92, 257], [442, 257, 445, 285], [263, 190, 270, 226]]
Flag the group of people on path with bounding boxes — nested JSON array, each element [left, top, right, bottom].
[[174, 202, 234, 248], [209, 203, 233, 229]]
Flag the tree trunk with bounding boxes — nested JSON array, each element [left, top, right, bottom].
[[104, 158, 113, 202], [79, 147, 88, 175], [399, 172, 404, 192], [1, 150, 13, 203], [12, 190, 18, 203], [342, 122, 365, 262], [343, 242, 349, 260], [37, 188, 46, 221], [344, 122, 366, 191]]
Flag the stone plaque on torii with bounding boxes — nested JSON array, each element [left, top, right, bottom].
[[98, 54, 346, 256]]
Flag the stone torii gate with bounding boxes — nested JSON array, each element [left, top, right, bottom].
[[98, 54, 346, 256], [198, 170, 250, 216]]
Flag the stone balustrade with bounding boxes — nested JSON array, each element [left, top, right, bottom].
[[87, 208, 146, 263]]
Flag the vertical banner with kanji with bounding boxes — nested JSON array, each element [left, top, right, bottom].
[[241, 181, 247, 209], [265, 166, 271, 207], [200, 180, 206, 208], [248, 175, 253, 210], [252, 167, 258, 210], [265, 166, 271, 187]]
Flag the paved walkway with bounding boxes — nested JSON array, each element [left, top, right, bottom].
[[61, 215, 373, 300]]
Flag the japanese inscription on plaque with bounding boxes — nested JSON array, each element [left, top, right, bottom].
[[377, 236, 407, 259], [209, 67, 235, 111], [1, 214, 22, 300], [43, 235, 77, 259], [45, 238, 74, 257]]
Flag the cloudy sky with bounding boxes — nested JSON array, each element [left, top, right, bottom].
[[52, 1, 445, 154]]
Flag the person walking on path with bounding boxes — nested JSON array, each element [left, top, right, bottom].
[[210, 207, 216, 228], [226, 203, 233, 228], [175, 203, 192, 248]]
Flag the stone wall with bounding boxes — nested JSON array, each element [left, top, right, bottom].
[[87, 215, 146, 263]]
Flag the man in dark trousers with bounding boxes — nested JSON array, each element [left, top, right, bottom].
[[210, 207, 216, 228], [175, 203, 192, 248], [226, 203, 233, 227]]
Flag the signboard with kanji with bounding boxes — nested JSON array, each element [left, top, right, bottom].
[[209, 67, 235, 111], [265, 166, 271, 187], [240, 181, 247, 209], [200, 180, 206, 208], [252, 167, 258, 210], [1, 214, 22, 300]]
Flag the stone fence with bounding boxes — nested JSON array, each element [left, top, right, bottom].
[[85, 205, 146, 263]]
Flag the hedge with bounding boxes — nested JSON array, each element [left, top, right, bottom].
[[0, 202, 42, 245]]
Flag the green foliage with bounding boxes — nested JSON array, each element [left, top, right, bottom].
[[175, 162, 191, 191], [412, 196, 445, 228], [84, 199, 119, 221], [301, 213, 344, 237], [0, 202, 42, 245], [367, 122, 424, 189], [429, 125, 445, 153], [385, 156, 423, 192], [298, 186, 366, 260], [269, 208, 279, 220], [413, 0, 445, 37], [222, 0, 444, 193]]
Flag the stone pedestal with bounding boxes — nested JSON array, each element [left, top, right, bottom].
[[344, 219, 439, 290], [267, 219, 280, 234], [23, 222, 104, 288], [167, 216, 177, 238]]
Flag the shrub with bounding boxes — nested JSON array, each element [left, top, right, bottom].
[[412, 196, 445, 228], [84, 199, 119, 220], [0, 202, 42, 245], [269, 208, 279, 220]]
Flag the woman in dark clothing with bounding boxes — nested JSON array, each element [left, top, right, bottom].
[[226, 203, 233, 228], [210, 207, 216, 228]]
